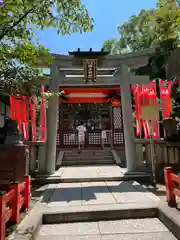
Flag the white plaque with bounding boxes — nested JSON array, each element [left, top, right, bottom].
[[141, 106, 160, 120]]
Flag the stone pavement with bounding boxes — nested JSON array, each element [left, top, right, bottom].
[[34, 166, 150, 184], [37, 218, 177, 240], [48, 165, 125, 179], [41, 180, 160, 208], [10, 177, 180, 240]]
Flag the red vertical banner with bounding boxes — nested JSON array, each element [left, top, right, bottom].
[[132, 81, 160, 139], [142, 120, 148, 138], [160, 80, 172, 119], [39, 86, 47, 141], [150, 81, 159, 138], [10, 96, 16, 120], [29, 97, 36, 142], [21, 96, 29, 140], [132, 84, 142, 137], [15, 97, 22, 134]]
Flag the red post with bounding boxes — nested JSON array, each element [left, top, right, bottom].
[[24, 176, 31, 210], [164, 167, 176, 207], [0, 195, 6, 240], [10, 183, 21, 224]]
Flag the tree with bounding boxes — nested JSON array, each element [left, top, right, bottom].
[[102, 0, 180, 124], [102, 39, 121, 55], [102, 0, 180, 53], [0, 0, 93, 95]]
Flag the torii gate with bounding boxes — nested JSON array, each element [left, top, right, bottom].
[[43, 48, 155, 175]]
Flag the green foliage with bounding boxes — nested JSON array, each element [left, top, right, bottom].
[[102, 0, 180, 84], [0, 0, 93, 96], [102, 39, 121, 55], [102, 0, 180, 117], [102, 0, 180, 53]]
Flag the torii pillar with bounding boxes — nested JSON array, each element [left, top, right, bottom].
[[117, 64, 149, 171], [45, 64, 63, 174]]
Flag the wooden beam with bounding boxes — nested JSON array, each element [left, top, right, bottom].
[[64, 76, 115, 84], [62, 68, 115, 75], [58, 83, 120, 88], [62, 87, 120, 94]]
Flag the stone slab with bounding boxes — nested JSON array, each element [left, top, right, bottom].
[[37, 218, 177, 240], [131, 181, 160, 202], [47, 183, 82, 207], [60, 166, 124, 178], [105, 181, 154, 204], [41, 183, 59, 203], [44, 202, 158, 213], [101, 232, 177, 240], [81, 182, 116, 205], [61, 166, 101, 179], [39, 222, 99, 236], [32, 166, 151, 184], [98, 218, 168, 234], [158, 203, 180, 240], [43, 202, 158, 224], [37, 232, 177, 240], [97, 166, 123, 178], [41, 180, 159, 207], [37, 235, 100, 240]]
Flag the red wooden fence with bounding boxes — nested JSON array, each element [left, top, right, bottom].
[[0, 176, 30, 240], [164, 167, 180, 207]]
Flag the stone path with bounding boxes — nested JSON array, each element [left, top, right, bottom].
[[11, 177, 180, 240], [41, 180, 160, 208], [37, 218, 177, 240], [49, 165, 125, 179]]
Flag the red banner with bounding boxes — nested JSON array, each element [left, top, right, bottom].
[[39, 86, 47, 141], [29, 97, 36, 142]]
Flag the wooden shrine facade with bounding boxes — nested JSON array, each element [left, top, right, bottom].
[[56, 87, 124, 149]]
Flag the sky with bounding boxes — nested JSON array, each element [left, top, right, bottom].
[[36, 0, 157, 54]]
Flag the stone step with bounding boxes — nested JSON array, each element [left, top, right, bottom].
[[62, 160, 115, 166], [65, 150, 112, 153], [42, 203, 158, 224], [38, 217, 177, 240], [32, 174, 151, 184], [63, 156, 114, 161], [64, 153, 112, 157]]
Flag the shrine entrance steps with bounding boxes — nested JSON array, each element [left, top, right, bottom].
[[32, 166, 151, 185], [62, 150, 116, 166], [13, 181, 180, 240]]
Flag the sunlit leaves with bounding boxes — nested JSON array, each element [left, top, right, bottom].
[[0, 0, 93, 96], [102, 0, 180, 54]]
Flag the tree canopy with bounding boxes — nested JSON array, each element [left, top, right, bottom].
[[102, 0, 180, 54], [102, 0, 180, 118], [0, 0, 93, 95]]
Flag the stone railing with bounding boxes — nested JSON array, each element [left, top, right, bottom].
[[135, 139, 180, 180], [24, 141, 46, 175]]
